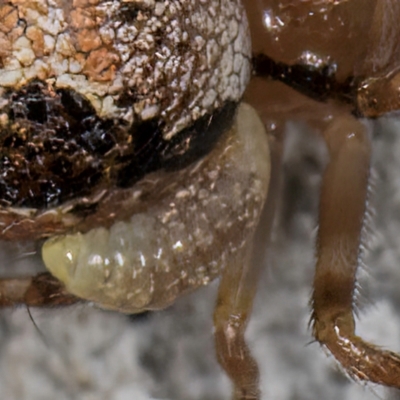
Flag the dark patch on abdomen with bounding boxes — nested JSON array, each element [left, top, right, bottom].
[[0, 81, 236, 210]]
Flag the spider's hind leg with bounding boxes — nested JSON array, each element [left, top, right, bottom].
[[312, 114, 400, 387]]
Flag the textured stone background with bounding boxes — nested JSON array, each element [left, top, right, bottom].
[[1, 115, 400, 400]]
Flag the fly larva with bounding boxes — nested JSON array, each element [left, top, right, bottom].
[[42, 103, 270, 313]]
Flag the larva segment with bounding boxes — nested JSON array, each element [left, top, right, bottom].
[[42, 103, 271, 313]]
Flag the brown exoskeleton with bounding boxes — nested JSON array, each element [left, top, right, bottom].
[[1, 0, 400, 399]]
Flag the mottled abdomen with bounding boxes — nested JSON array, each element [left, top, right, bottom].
[[0, 0, 251, 239]]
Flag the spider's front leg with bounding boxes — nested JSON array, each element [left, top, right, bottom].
[[312, 114, 400, 386]]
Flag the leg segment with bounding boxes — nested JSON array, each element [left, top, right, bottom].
[[312, 114, 400, 387], [214, 244, 261, 400], [213, 105, 282, 400], [0, 272, 79, 307]]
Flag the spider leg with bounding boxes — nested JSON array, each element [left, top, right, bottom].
[[213, 108, 284, 400], [213, 241, 261, 400], [312, 114, 400, 387], [0, 272, 79, 307]]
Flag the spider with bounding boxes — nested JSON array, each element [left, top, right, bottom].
[[0, 0, 400, 399]]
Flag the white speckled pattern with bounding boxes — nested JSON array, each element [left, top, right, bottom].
[[0, 0, 251, 138]]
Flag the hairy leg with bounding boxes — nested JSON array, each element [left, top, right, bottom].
[[312, 114, 400, 387]]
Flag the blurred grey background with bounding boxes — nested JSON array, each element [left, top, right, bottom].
[[1, 115, 400, 400]]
